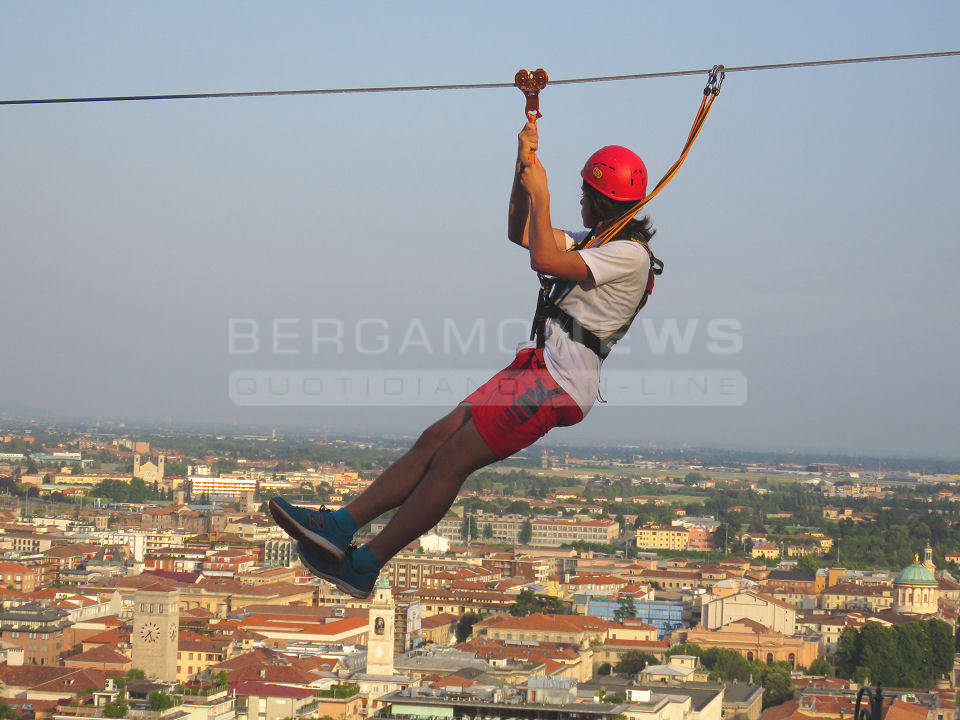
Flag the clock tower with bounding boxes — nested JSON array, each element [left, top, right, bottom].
[[131, 583, 179, 681], [365, 576, 395, 676]]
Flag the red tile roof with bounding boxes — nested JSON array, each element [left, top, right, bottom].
[[601, 638, 670, 649], [477, 612, 609, 633], [237, 613, 367, 636], [421, 613, 459, 629], [65, 645, 132, 665]]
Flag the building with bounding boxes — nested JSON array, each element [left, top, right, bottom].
[[63, 644, 133, 672], [202, 548, 257, 578], [636, 525, 689, 552], [0, 600, 72, 665], [189, 475, 258, 499], [234, 681, 321, 720], [0, 561, 38, 593], [820, 582, 893, 612], [263, 539, 297, 567], [179, 579, 314, 615], [432, 513, 618, 547], [683, 618, 818, 669], [475, 612, 611, 648], [131, 583, 180, 681], [367, 577, 396, 676], [893, 550, 940, 615], [751, 543, 781, 560], [235, 612, 369, 645], [701, 590, 797, 635], [141, 503, 224, 534], [178, 635, 235, 682], [133, 454, 165, 484], [531, 518, 619, 547], [639, 654, 711, 684], [378, 685, 628, 720], [584, 594, 686, 637]]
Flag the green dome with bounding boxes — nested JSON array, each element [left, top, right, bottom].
[[375, 575, 392, 590], [895, 563, 937, 586]]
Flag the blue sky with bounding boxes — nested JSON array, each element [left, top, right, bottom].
[[1, 2, 958, 457]]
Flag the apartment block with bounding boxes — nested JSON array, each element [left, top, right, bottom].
[[636, 524, 689, 551]]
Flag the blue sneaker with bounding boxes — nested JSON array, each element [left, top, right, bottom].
[[296, 541, 378, 600], [269, 497, 350, 561]]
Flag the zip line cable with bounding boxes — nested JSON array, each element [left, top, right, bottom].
[[1, 49, 958, 107]]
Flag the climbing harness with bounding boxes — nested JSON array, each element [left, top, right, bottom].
[[529, 240, 662, 360], [520, 65, 723, 360]]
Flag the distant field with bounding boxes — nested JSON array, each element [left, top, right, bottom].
[[497, 462, 808, 486]]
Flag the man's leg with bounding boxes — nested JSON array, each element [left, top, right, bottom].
[[364, 417, 499, 564], [343, 403, 473, 528]]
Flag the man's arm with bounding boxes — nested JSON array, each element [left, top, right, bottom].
[[508, 120, 570, 252], [519, 155, 591, 283]]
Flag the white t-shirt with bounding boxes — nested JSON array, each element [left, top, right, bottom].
[[518, 229, 651, 416]]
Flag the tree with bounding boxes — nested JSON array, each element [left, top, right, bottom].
[[809, 658, 834, 677], [504, 500, 532, 516], [103, 702, 128, 718], [834, 618, 954, 688], [126, 668, 146, 680], [757, 663, 794, 708], [835, 627, 861, 679], [614, 650, 658, 676], [598, 662, 612, 676], [509, 588, 568, 617], [519, 519, 533, 545], [0, 702, 17, 720], [148, 692, 175, 712], [483, 523, 493, 539], [700, 647, 752, 681], [926, 618, 955, 679], [461, 514, 479, 541], [213, 670, 228, 688], [456, 612, 483, 643], [613, 595, 637, 623]]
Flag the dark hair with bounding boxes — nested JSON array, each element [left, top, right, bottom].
[[582, 182, 656, 243]]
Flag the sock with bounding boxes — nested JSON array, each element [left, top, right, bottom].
[[331, 508, 358, 536], [351, 544, 383, 574]]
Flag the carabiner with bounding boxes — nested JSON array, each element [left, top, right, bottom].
[[704, 64, 725, 96]]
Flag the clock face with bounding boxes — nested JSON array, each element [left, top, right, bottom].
[[139, 622, 160, 644]]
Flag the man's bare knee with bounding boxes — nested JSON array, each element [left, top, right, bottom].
[[412, 406, 470, 455], [429, 420, 496, 481]]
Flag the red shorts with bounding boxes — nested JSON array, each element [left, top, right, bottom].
[[464, 347, 584, 459]]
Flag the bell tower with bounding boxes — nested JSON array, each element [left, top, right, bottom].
[[365, 576, 395, 675], [131, 583, 179, 681]]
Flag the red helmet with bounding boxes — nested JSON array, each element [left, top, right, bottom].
[[581, 146, 648, 202]]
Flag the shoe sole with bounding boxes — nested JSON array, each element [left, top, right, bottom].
[[269, 498, 345, 562], [296, 544, 373, 600]]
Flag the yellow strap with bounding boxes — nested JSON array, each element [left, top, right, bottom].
[[581, 82, 719, 251]]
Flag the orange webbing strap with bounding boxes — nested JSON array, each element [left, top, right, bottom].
[[580, 65, 724, 250]]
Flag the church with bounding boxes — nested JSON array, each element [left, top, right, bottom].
[[892, 545, 942, 615], [133, 453, 165, 485]]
